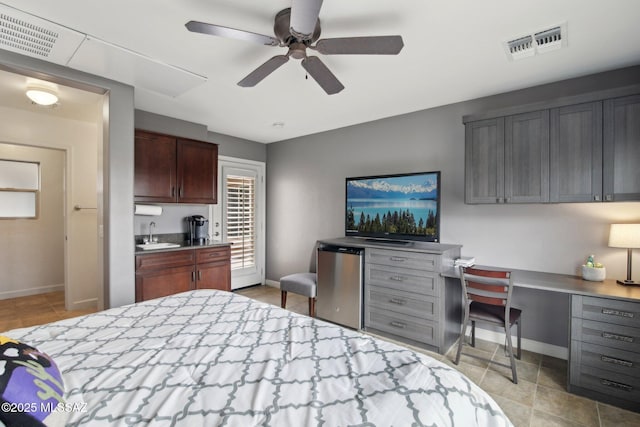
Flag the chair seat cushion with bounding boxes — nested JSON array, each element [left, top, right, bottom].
[[280, 272, 317, 297], [469, 301, 521, 326]]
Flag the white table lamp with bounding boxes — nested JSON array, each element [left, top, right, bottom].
[[608, 223, 640, 286]]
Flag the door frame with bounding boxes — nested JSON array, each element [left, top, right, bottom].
[[211, 156, 266, 289]]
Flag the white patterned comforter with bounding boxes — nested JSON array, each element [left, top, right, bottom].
[[6, 290, 512, 426]]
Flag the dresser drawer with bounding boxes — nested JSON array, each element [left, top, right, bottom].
[[571, 340, 640, 379], [571, 318, 640, 353], [366, 248, 436, 272], [367, 284, 438, 321], [367, 264, 438, 296], [572, 296, 640, 329], [570, 363, 640, 407], [366, 308, 438, 346]]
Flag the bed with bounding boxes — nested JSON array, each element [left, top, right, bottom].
[[2, 290, 512, 426]]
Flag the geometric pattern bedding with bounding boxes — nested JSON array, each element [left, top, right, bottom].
[[4, 290, 513, 426]]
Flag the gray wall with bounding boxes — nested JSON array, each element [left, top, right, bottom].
[[135, 109, 266, 162], [0, 49, 135, 309], [265, 66, 640, 347]]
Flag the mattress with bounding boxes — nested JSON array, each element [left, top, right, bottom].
[[3, 290, 512, 426]]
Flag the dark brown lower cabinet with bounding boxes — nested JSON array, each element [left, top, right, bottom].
[[135, 246, 230, 302], [196, 246, 231, 291]]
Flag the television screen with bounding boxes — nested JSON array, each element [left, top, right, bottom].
[[345, 171, 440, 242]]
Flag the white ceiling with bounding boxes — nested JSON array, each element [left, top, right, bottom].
[[1, 0, 640, 143]]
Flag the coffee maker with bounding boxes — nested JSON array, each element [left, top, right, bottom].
[[186, 215, 209, 244]]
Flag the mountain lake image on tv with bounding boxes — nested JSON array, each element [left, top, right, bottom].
[[345, 171, 440, 242]]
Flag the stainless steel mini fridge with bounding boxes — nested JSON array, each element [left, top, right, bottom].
[[317, 245, 364, 330]]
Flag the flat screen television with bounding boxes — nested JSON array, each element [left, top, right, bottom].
[[345, 171, 440, 243]]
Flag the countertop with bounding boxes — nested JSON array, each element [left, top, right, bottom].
[[317, 236, 462, 254], [135, 236, 230, 255], [443, 265, 640, 303]]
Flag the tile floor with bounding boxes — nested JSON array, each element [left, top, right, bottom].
[[236, 285, 640, 427], [2, 287, 639, 427]]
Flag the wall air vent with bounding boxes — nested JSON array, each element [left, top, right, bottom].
[[0, 4, 85, 65], [504, 22, 567, 61]]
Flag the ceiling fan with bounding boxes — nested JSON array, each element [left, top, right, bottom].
[[185, 0, 404, 95]]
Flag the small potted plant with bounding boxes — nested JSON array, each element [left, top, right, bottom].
[[582, 254, 606, 282]]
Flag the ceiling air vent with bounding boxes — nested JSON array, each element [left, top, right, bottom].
[[504, 22, 567, 61], [0, 12, 58, 58], [0, 4, 85, 64]]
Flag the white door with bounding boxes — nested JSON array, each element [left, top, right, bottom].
[[212, 157, 265, 289]]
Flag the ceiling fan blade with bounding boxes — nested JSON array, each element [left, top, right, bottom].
[[238, 55, 289, 87], [315, 36, 404, 55], [290, 0, 323, 40], [185, 20, 279, 46], [301, 56, 344, 95]]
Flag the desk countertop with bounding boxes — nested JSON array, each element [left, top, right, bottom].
[[442, 266, 640, 303]]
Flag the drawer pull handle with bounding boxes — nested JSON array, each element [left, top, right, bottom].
[[602, 332, 634, 343], [389, 298, 407, 305], [601, 355, 634, 368], [602, 308, 635, 318], [390, 275, 406, 282], [600, 379, 633, 392], [390, 321, 407, 329], [390, 257, 407, 262]]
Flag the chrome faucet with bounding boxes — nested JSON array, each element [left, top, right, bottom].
[[149, 221, 156, 243]]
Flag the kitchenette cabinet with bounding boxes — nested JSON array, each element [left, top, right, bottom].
[[135, 245, 231, 302], [134, 129, 218, 204]]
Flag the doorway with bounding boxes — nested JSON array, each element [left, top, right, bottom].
[[0, 68, 104, 310], [212, 156, 266, 290]]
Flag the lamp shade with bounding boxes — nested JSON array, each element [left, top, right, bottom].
[[608, 224, 640, 248]]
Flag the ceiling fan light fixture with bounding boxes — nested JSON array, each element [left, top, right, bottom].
[[26, 86, 58, 106]]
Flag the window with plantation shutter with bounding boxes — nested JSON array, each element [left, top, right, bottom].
[[226, 174, 256, 271]]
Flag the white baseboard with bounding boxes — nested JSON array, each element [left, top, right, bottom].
[[473, 327, 568, 360], [0, 284, 64, 300], [265, 279, 280, 289], [69, 298, 98, 311]]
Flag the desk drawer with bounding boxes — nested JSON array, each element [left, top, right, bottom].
[[366, 248, 436, 272], [366, 308, 437, 346], [367, 264, 438, 296], [570, 363, 640, 405], [572, 296, 640, 329], [571, 340, 640, 379], [367, 285, 438, 321], [571, 318, 640, 354]]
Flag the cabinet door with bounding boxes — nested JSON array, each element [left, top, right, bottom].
[[177, 139, 218, 204], [603, 94, 640, 201], [135, 265, 195, 302], [550, 102, 603, 202], [195, 247, 230, 291], [134, 130, 177, 202], [465, 118, 505, 203], [505, 110, 550, 203]]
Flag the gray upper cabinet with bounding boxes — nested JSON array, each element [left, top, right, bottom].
[[505, 110, 550, 203], [550, 102, 603, 202], [603, 94, 640, 201], [464, 89, 640, 205], [464, 118, 504, 204]]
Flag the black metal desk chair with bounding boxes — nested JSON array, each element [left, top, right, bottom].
[[454, 266, 522, 383]]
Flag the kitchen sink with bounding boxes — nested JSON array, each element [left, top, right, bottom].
[[136, 242, 181, 250]]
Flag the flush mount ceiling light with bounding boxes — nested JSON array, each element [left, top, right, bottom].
[[25, 86, 58, 106]]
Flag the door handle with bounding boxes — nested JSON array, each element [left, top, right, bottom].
[[198, 270, 202, 281]]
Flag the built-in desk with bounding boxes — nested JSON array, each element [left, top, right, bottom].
[[442, 266, 640, 302], [443, 266, 640, 412]]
